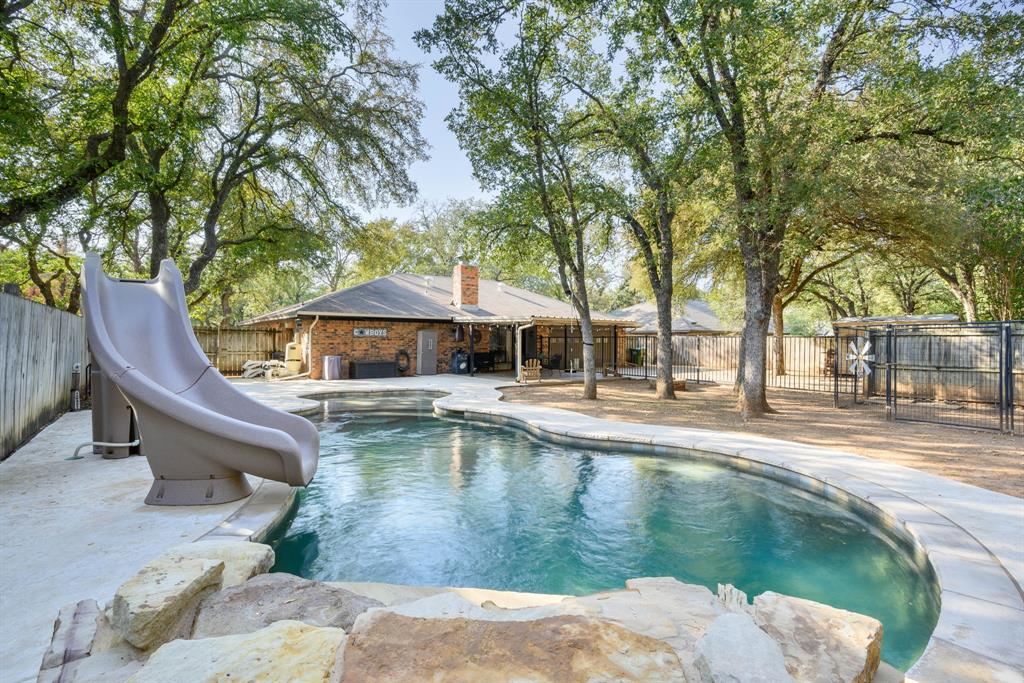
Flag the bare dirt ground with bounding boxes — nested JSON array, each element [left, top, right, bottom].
[[500, 379, 1024, 498]]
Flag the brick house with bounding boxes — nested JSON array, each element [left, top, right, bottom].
[[243, 263, 634, 380]]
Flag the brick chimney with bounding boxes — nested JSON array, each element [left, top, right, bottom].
[[452, 262, 479, 308]]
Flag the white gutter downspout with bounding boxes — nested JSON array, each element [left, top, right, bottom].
[[306, 315, 320, 376], [516, 321, 536, 383]]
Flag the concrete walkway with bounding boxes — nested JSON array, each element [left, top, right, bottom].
[[1, 374, 1021, 682]]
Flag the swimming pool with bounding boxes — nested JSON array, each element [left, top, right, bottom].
[[266, 394, 939, 669]]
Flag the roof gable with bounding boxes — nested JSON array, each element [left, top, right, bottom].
[[610, 299, 726, 333]]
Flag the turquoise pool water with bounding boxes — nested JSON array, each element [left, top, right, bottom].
[[267, 395, 939, 669]]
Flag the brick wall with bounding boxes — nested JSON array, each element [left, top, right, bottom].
[[307, 318, 491, 379]]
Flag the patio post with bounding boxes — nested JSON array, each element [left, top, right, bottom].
[[563, 325, 568, 371], [612, 325, 617, 376]]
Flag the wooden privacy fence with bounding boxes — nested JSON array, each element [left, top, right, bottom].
[[2, 294, 88, 459], [192, 326, 286, 376]]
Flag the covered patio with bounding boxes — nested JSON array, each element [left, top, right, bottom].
[[453, 316, 628, 380]]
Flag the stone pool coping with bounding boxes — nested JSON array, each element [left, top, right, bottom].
[[231, 375, 1024, 681]]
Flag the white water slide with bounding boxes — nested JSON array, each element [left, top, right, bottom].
[[82, 253, 319, 505]]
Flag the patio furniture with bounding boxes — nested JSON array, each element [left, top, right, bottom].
[[472, 351, 495, 371], [541, 354, 562, 378], [491, 349, 509, 370], [520, 358, 542, 383]]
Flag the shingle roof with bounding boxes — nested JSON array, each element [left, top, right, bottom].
[[242, 273, 630, 326], [609, 299, 727, 334]]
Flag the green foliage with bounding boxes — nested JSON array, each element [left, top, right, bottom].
[[1, 0, 426, 317]]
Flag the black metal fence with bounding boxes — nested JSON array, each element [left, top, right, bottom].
[[619, 324, 1022, 435], [537, 332, 617, 373], [619, 334, 859, 394], [859, 321, 1022, 435]]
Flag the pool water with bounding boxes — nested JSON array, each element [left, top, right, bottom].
[[267, 396, 939, 669]]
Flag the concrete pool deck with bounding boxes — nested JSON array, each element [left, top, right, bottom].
[[1, 374, 1021, 682]]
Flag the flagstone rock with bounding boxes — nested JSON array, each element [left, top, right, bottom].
[[694, 613, 795, 683], [37, 646, 145, 683], [37, 600, 145, 683], [39, 600, 103, 671], [382, 590, 586, 622], [125, 620, 345, 683], [623, 577, 731, 644], [340, 611, 686, 682], [753, 592, 883, 683], [157, 540, 274, 588], [191, 573, 382, 638], [716, 583, 751, 612], [110, 557, 224, 650]]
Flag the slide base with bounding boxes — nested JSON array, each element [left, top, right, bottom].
[[145, 474, 253, 506]]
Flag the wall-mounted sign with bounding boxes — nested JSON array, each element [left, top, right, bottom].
[[354, 328, 388, 338]]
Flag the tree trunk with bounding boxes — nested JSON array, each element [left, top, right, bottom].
[[936, 266, 979, 322], [183, 196, 230, 294], [772, 294, 785, 376], [578, 311, 597, 400], [958, 286, 978, 322], [219, 288, 233, 325], [734, 333, 745, 395], [653, 287, 675, 399], [148, 189, 171, 277], [66, 278, 81, 315], [738, 256, 775, 417]]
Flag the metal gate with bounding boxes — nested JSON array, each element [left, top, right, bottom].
[[879, 322, 1021, 434]]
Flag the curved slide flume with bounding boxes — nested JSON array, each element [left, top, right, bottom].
[[81, 253, 319, 505]]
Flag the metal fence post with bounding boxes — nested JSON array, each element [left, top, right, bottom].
[[833, 335, 840, 408], [696, 337, 701, 386], [885, 325, 894, 421], [1008, 324, 1016, 435], [891, 326, 898, 422], [1001, 322, 1012, 434], [644, 337, 649, 380]]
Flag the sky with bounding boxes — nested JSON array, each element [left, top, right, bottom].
[[373, 0, 485, 222]]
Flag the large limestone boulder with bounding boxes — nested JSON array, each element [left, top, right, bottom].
[[621, 578, 730, 646], [694, 613, 794, 683], [382, 591, 586, 622], [752, 592, 883, 683], [110, 557, 224, 650], [191, 573, 382, 638], [563, 577, 727, 680], [157, 540, 274, 588], [125, 620, 345, 683], [339, 610, 685, 682], [330, 581, 569, 609]]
